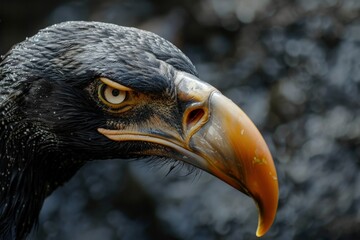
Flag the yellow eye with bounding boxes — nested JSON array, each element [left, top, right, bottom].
[[98, 83, 128, 108], [97, 78, 133, 109], [100, 84, 126, 105]]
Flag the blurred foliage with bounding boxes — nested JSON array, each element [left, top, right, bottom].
[[1, 0, 360, 239]]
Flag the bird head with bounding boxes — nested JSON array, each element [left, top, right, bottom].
[[0, 21, 278, 237]]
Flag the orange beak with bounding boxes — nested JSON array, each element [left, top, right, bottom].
[[98, 72, 279, 237], [192, 92, 278, 237]]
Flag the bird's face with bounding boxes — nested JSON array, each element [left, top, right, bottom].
[[1, 22, 278, 236]]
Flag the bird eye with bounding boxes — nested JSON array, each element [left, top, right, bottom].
[[98, 84, 127, 106]]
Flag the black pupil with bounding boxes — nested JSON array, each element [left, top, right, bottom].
[[112, 89, 120, 97]]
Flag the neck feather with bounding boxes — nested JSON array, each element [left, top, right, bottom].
[[0, 101, 82, 239]]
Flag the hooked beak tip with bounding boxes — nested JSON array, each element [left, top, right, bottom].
[[197, 92, 279, 237]]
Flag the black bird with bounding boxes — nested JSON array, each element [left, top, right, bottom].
[[0, 21, 278, 239]]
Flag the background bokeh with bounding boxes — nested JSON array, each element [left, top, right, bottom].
[[1, 0, 360, 239]]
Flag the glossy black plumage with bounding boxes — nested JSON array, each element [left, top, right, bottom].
[[0, 21, 198, 239]]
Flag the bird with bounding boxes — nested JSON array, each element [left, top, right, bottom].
[[0, 21, 278, 239]]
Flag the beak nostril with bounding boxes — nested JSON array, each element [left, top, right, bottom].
[[186, 108, 205, 129]]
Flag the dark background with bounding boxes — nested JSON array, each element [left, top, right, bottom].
[[1, 0, 360, 239]]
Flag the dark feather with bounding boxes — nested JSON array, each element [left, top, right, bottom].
[[0, 21, 198, 239]]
